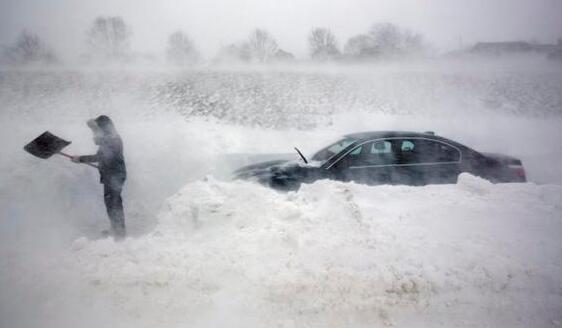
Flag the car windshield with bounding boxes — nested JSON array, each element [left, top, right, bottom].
[[311, 137, 358, 162]]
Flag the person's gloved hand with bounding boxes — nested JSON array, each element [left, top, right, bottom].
[[71, 156, 81, 163]]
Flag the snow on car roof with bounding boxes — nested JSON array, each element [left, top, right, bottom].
[[344, 131, 437, 141]]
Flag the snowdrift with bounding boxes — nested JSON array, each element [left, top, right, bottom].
[[2, 63, 562, 327], [61, 174, 562, 328]]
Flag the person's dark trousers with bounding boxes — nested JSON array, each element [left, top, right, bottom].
[[103, 178, 126, 238]]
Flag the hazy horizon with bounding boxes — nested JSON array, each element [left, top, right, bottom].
[[1, 0, 561, 62]]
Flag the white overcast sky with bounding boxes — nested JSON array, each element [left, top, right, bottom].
[[1, 0, 561, 60]]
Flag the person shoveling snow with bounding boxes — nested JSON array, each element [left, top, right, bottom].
[[24, 115, 128, 239], [71, 115, 128, 239]]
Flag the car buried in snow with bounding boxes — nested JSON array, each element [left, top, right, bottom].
[[234, 131, 527, 190]]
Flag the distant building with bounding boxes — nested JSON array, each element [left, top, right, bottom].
[[213, 43, 251, 63], [471, 41, 559, 56], [272, 49, 295, 62]]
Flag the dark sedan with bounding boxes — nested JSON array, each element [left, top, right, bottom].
[[234, 131, 527, 190]]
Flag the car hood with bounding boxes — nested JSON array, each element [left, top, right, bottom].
[[235, 159, 290, 172], [234, 158, 322, 181], [234, 159, 294, 179]]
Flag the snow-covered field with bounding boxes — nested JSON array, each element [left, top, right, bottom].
[[1, 60, 562, 327]]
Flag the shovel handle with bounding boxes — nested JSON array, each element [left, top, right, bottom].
[[58, 152, 99, 169]]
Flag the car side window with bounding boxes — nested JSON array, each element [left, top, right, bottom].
[[397, 139, 460, 164], [371, 140, 392, 154], [397, 140, 417, 163], [337, 140, 395, 167], [433, 142, 461, 162], [401, 140, 415, 152]]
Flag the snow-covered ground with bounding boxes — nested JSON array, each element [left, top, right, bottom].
[[1, 60, 562, 327]]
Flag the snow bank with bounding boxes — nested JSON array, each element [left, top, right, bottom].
[[2, 64, 562, 327], [59, 175, 562, 327]]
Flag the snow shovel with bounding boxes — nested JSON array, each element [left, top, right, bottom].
[[23, 131, 98, 169]]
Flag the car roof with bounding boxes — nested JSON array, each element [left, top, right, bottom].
[[344, 131, 438, 141], [342, 131, 470, 151]]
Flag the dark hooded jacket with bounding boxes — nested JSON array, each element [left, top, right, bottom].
[[79, 116, 127, 184]]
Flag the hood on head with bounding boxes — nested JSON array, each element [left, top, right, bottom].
[[88, 115, 116, 136]]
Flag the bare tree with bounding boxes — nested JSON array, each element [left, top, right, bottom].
[[4, 30, 57, 65], [214, 29, 290, 64], [86, 16, 132, 61], [166, 31, 198, 65], [248, 29, 278, 63], [344, 23, 426, 60], [308, 28, 340, 60], [215, 42, 251, 63], [368, 23, 424, 55], [343, 34, 376, 58]]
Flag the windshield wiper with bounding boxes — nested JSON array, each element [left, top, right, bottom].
[[294, 147, 308, 164]]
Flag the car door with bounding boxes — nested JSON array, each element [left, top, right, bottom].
[[392, 138, 462, 185], [329, 139, 396, 185]]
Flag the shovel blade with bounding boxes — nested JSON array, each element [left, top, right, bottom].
[[24, 131, 71, 159]]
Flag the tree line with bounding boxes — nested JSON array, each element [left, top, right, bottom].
[[0, 16, 428, 66]]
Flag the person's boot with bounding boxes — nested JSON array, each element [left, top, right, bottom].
[[111, 224, 126, 241], [113, 233, 125, 242]]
